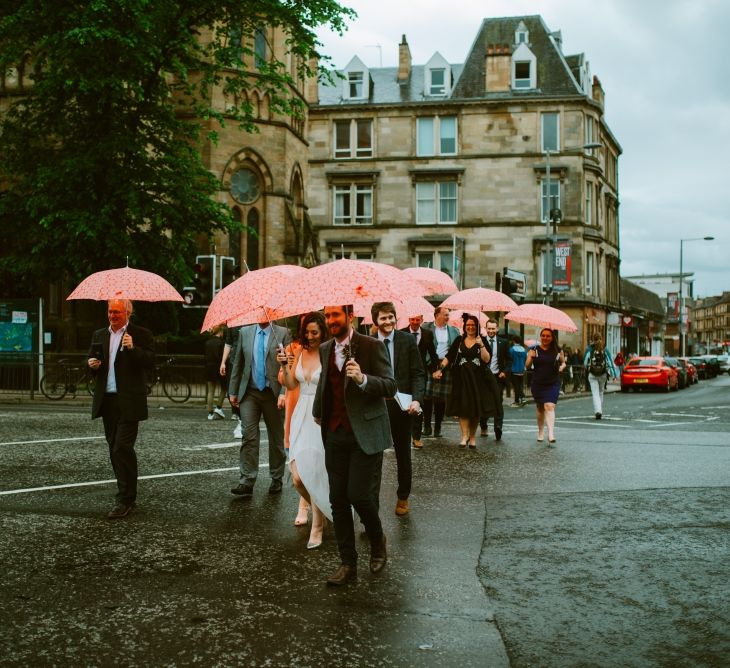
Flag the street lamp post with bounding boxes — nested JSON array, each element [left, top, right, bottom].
[[679, 236, 714, 356], [543, 142, 601, 305]]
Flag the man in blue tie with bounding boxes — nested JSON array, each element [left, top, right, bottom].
[[228, 320, 291, 496]]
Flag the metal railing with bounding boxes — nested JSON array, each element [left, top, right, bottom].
[[0, 352, 207, 402]]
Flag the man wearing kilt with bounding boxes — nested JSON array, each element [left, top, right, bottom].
[[421, 306, 460, 437]]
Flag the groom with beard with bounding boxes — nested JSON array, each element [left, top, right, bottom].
[[312, 305, 396, 586]]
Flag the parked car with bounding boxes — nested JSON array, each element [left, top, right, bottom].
[[665, 357, 688, 389], [714, 353, 730, 374], [621, 356, 679, 392], [678, 357, 698, 385], [698, 355, 721, 378], [689, 356, 716, 380]]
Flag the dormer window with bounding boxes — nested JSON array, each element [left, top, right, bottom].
[[424, 52, 451, 97], [511, 42, 536, 90], [515, 21, 529, 45], [342, 56, 369, 100]]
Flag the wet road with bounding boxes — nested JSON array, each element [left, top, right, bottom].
[[1, 376, 728, 667]]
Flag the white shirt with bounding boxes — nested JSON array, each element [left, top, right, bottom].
[[488, 337, 499, 373], [106, 325, 126, 393], [434, 326, 449, 359]]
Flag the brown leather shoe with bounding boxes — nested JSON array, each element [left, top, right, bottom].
[[395, 498, 409, 516], [326, 564, 357, 586], [369, 535, 387, 573], [412, 439, 422, 449]]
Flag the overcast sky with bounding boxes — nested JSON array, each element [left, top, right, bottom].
[[316, 0, 729, 297]]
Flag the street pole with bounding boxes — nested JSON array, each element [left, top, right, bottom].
[[679, 236, 714, 357], [544, 149, 554, 306]]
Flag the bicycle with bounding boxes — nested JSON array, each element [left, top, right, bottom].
[[40, 360, 96, 400], [146, 357, 191, 403]]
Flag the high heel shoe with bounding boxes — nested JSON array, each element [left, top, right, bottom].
[[537, 433, 544, 443], [307, 525, 324, 549], [458, 439, 467, 448], [294, 509, 309, 526], [468, 437, 477, 449]]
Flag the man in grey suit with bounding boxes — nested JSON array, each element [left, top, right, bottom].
[[313, 305, 396, 586], [228, 321, 291, 496]]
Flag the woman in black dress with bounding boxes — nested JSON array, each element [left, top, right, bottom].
[[435, 313, 499, 448]]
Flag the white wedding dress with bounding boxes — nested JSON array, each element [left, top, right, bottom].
[[288, 355, 332, 520]]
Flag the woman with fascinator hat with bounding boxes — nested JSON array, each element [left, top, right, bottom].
[[434, 313, 499, 448]]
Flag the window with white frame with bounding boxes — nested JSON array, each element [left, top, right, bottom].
[[541, 179, 560, 222], [585, 116, 595, 154], [416, 181, 457, 225], [514, 61, 531, 88], [331, 248, 375, 261], [585, 251, 595, 295], [334, 119, 373, 159], [417, 116, 457, 156], [348, 71, 364, 99], [585, 181, 593, 225], [333, 184, 373, 226], [515, 21, 529, 44], [417, 250, 455, 277], [429, 68, 446, 95], [541, 112, 559, 152]]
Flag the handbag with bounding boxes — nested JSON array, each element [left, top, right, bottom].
[[553, 353, 562, 373]]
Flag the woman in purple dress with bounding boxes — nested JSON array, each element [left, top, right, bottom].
[[524, 328, 566, 445]]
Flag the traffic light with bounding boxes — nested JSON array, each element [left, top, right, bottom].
[[194, 255, 216, 306], [220, 256, 237, 290]]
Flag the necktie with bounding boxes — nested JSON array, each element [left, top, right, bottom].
[[255, 330, 267, 390], [384, 338, 392, 368], [412, 330, 419, 344]]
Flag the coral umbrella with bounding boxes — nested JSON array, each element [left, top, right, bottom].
[[402, 267, 458, 296], [67, 266, 183, 302], [440, 287, 517, 313], [267, 259, 425, 317], [201, 265, 306, 332], [503, 303, 578, 333]]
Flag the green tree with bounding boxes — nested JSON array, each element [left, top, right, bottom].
[[0, 0, 353, 297]]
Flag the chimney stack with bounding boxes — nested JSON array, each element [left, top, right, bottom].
[[398, 34, 411, 84]]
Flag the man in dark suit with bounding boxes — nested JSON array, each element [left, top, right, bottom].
[[228, 321, 291, 496], [88, 299, 155, 519], [400, 314, 437, 449], [373, 302, 425, 516], [312, 305, 396, 586], [480, 319, 508, 440]]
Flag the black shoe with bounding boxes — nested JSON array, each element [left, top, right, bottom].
[[268, 479, 283, 494], [231, 484, 253, 496], [422, 426, 432, 437], [326, 564, 357, 586], [369, 535, 387, 574], [495, 430, 502, 442], [107, 502, 134, 519], [433, 428, 442, 438], [595, 412, 602, 420]]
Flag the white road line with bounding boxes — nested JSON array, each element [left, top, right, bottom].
[[646, 422, 693, 428], [550, 419, 633, 428], [0, 436, 105, 447], [182, 441, 240, 451], [0, 465, 270, 496], [651, 412, 708, 418]]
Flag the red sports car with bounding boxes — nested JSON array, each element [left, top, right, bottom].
[[621, 357, 679, 392]]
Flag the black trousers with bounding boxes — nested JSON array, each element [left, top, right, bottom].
[[386, 401, 412, 500], [324, 427, 384, 567], [101, 394, 139, 505], [480, 375, 505, 433]]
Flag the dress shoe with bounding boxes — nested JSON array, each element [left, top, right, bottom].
[[268, 479, 283, 494], [480, 429, 488, 437], [412, 439, 422, 449], [107, 502, 134, 519], [369, 535, 387, 573], [231, 483, 253, 496], [433, 430, 442, 438], [326, 564, 357, 586], [495, 430, 502, 442], [395, 498, 409, 516], [422, 426, 432, 437], [595, 412, 602, 420]]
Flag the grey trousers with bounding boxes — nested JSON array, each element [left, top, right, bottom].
[[238, 387, 286, 485]]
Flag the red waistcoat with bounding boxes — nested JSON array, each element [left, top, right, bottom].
[[327, 344, 352, 433]]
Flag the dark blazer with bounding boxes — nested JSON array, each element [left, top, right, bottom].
[[400, 326, 438, 374], [484, 335, 509, 373], [228, 323, 291, 399], [382, 330, 426, 404], [89, 323, 156, 421], [312, 331, 396, 455]]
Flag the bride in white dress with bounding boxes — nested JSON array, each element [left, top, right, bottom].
[[277, 312, 331, 549]]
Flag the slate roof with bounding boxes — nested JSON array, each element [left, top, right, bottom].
[[316, 15, 586, 108], [620, 279, 665, 319]]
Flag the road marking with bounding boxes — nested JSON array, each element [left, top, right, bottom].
[[0, 436, 105, 447], [651, 412, 708, 418], [182, 437, 269, 451], [646, 422, 693, 428], [0, 465, 272, 496]]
